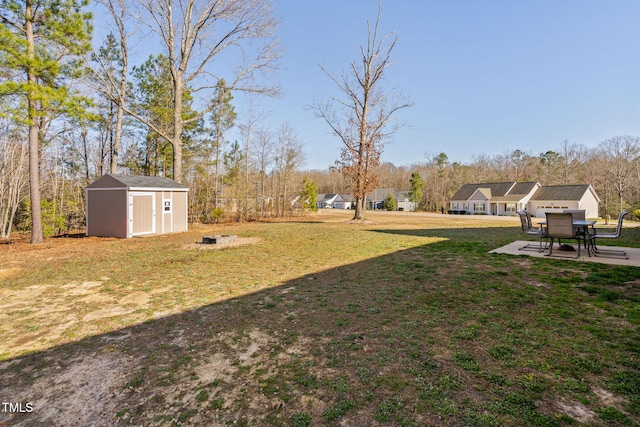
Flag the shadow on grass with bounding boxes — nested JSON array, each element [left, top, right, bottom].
[[1, 226, 639, 426]]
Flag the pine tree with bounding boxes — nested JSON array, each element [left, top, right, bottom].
[[0, 0, 92, 243], [384, 193, 397, 211], [408, 172, 425, 210], [301, 177, 318, 212]]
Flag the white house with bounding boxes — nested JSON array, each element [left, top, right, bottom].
[[333, 194, 354, 209], [528, 184, 601, 218], [449, 182, 600, 218], [316, 194, 353, 209], [366, 188, 417, 211], [449, 182, 540, 216]]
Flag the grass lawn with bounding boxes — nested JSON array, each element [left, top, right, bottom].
[[1, 210, 639, 426]]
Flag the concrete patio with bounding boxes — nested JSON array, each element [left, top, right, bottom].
[[490, 240, 640, 267]]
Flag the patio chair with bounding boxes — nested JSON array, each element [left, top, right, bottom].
[[545, 212, 582, 258], [563, 209, 591, 247], [516, 211, 547, 252], [588, 211, 629, 259]]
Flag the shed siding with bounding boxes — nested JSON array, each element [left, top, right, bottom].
[[87, 190, 128, 238], [87, 174, 126, 189], [172, 191, 188, 232], [162, 191, 172, 233]]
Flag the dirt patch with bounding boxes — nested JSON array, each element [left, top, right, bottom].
[[344, 219, 375, 225], [3, 351, 133, 426], [0, 278, 159, 357], [593, 385, 627, 407], [181, 236, 261, 250], [556, 398, 596, 424]]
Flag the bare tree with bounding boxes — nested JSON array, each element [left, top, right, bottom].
[[0, 125, 28, 238], [131, 0, 281, 182], [273, 124, 305, 217], [90, 0, 138, 174], [209, 80, 236, 208], [312, 4, 411, 220], [597, 135, 640, 214], [558, 140, 588, 185], [237, 98, 266, 220], [252, 127, 274, 217]]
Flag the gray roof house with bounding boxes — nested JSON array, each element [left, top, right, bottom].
[[528, 184, 601, 218], [450, 182, 540, 216], [450, 182, 600, 218], [86, 174, 189, 238], [367, 188, 417, 211]]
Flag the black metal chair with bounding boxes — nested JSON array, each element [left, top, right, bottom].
[[516, 211, 547, 252], [589, 211, 629, 259], [545, 212, 583, 258]]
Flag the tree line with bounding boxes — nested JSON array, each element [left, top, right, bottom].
[[1, 0, 638, 241], [0, 0, 298, 241], [0, 0, 412, 239], [308, 136, 639, 219]]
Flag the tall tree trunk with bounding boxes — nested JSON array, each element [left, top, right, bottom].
[[111, 103, 124, 173], [353, 102, 367, 221], [172, 72, 184, 182], [353, 197, 365, 220], [172, 129, 183, 181], [110, 36, 127, 174], [26, 0, 43, 243], [213, 129, 221, 208]]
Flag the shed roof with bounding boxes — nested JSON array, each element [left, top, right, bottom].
[[529, 184, 592, 201], [87, 174, 189, 190]]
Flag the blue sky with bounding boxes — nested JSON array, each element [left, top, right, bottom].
[[253, 0, 640, 170]]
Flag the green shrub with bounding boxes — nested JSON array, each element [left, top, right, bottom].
[[210, 208, 225, 222], [384, 193, 397, 211]]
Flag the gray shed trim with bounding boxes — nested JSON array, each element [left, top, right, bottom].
[[87, 174, 189, 191]]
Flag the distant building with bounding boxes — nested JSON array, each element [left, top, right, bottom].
[[366, 188, 417, 211], [449, 182, 600, 217], [86, 174, 189, 238], [316, 194, 354, 209], [316, 190, 416, 211]]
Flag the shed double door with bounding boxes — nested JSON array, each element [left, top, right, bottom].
[[129, 192, 156, 237]]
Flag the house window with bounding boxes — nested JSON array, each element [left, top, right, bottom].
[[463, 203, 469, 210], [505, 203, 516, 212], [474, 202, 485, 212], [452, 202, 459, 210]]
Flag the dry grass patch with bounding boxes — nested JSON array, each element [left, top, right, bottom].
[[1, 210, 639, 426]]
